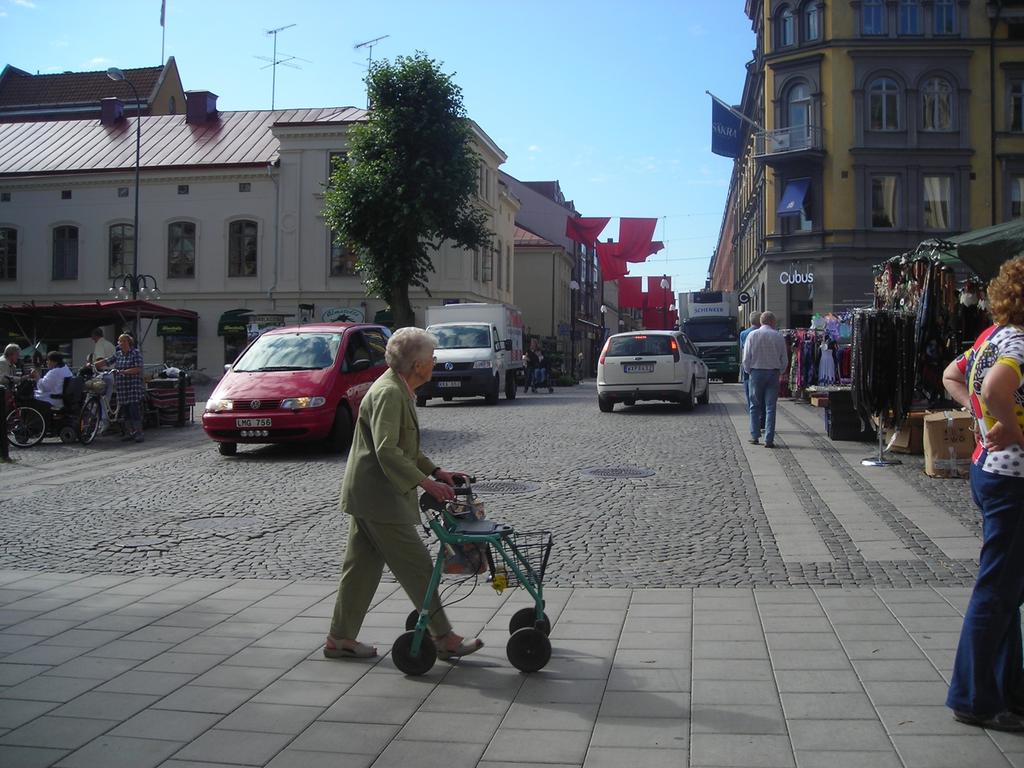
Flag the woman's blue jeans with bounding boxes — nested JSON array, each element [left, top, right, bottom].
[[947, 460, 1024, 716]]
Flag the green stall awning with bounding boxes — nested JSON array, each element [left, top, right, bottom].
[[923, 218, 1024, 281], [217, 308, 252, 336]]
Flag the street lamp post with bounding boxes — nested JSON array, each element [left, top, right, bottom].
[[107, 67, 142, 299], [569, 279, 579, 381], [660, 275, 670, 331]]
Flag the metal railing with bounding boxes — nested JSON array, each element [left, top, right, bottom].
[[754, 125, 823, 157]]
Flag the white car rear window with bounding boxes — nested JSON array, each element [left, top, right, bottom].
[[606, 335, 674, 357]]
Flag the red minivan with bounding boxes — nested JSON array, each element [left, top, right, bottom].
[[202, 323, 391, 456]]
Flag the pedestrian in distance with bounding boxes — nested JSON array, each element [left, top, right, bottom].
[[95, 333, 145, 443], [89, 327, 116, 364], [324, 326, 483, 661], [0, 343, 22, 385], [942, 256, 1024, 731], [739, 310, 761, 421], [742, 310, 787, 448]]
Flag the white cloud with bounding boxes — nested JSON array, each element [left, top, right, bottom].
[[527, 144, 541, 153], [87, 57, 110, 66], [0, 9, 7, 15], [52, 36, 69, 48], [11, 0, 37, 8]]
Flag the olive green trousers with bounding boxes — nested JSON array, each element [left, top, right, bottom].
[[329, 515, 452, 641]]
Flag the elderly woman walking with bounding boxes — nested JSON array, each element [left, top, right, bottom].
[[325, 327, 483, 661], [943, 256, 1024, 731], [96, 333, 146, 443]]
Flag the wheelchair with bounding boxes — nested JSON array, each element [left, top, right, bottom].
[[5, 375, 86, 448]]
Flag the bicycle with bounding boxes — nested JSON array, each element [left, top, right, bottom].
[[5, 385, 45, 448], [78, 369, 118, 445]]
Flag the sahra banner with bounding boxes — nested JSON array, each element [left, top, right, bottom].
[[711, 98, 743, 159]]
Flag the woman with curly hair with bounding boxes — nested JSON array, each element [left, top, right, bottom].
[[943, 255, 1024, 731]]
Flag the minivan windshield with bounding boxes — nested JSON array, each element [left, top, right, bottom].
[[428, 324, 491, 350], [682, 320, 738, 342], [233, 332, 342, 372], [606, 335, 675, 357]]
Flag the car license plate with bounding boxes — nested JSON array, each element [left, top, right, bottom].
[[437, 380, 460, 388], [235, 418, 272, 428], [624, 364, 654, 374]]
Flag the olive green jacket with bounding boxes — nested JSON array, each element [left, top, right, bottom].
[[340, 368, 435, 525]]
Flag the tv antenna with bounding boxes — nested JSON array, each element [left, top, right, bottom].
[[256, 24, 310, 109], [354, 34, 389, 107]]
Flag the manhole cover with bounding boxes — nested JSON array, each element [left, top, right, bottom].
[[114, 537, 167, 548], [580, 467, 656, 479], [471, 481, 542, 495], [180, 516, 262, 531]]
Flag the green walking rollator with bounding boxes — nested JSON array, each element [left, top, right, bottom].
[[391, 477, 554, 676]]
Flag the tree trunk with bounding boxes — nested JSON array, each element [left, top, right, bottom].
[[390, 283, 416, 328]]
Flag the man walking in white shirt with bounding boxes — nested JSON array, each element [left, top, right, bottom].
[[90, 328, 116, 364], [742, 310, 788, 448]]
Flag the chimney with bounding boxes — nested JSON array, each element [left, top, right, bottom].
[[185, 91, 218, 125], [100, 97, 124, 126]]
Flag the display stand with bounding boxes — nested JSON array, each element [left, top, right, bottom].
[[861, 414, 902, 467]]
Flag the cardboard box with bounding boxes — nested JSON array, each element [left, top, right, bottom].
[[873, 412, 925, 455], [924, 410, 975, 479]]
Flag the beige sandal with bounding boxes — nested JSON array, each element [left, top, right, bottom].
[[323, 636, 377, 659], [434, 633, 484, 661]]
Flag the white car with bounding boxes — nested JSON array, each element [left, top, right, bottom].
[[597, 330, 710, 412]]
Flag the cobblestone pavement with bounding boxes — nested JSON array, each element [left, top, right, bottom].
[[0, 383, 979, 587]]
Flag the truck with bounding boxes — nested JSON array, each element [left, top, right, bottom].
[[417, 302, 526, 406], [677, 290, 741, 383]]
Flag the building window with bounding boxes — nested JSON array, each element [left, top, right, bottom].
[[787, 83, 812, 147], [177, 185, 189, 195], [863, 0, 885, 35], [482, 247, 493, 282], [1012, 176, 1024, 218], [804, 3, 821, 41], [506, 244, 512, 290], [934, 0, 956, 35], [117, 187, 129, 198], [52, 225, 79, 280], [496, 239, 503, 289], [898, 0, 921, 34], [1012, 81, 1024, 132], [168, 221, 196, 278], [923, 176, 952, 230], [228, 220, 258, 277], [168, 96, 177, 114], [473, 247, 480, 281], [329, 231, 358, 276], [0, 192, 10, 202], [0, 227, 16, 280], [869, 78, 900, 130], [61, 190, 72, 200], [108, 223, 134, 278], [871, 176, 899, 228], [921, 78, 953, 131], [238, 182, 251, 193], [777, 6, 795, 47]]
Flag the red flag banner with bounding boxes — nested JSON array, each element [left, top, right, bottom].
[[596, 241, 628, 281], [618, 217, 659, 263], [565, 216, 610, 249], [643, 306, 668, 330], [646, 275, 673, 308], [618, 276, 644, 310]]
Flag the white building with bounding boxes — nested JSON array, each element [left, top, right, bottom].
[[0, 90, 517, 376]]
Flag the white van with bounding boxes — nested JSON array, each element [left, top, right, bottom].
[[418, 303, 525, 406]]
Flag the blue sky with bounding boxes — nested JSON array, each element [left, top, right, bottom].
[[1, 0, 752, 293]]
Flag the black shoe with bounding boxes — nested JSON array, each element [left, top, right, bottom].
[[121, 433, 136, 442], [764, 441, 775, 448], [953, 710, 1024, 732], [748, 438, 759, 445]]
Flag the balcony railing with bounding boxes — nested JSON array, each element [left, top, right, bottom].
[[753, 125, 823, 158]]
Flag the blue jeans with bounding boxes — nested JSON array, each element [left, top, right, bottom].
[[947, 460, 1024, 716], [748, 369, 779, 443], [742, 375, 766, 432]]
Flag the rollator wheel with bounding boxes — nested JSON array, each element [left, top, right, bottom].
[[59, 425, 78, 444], [405, 609, 419, 631], [391, 630, 436, 676], [509, 607, 551, 636], [507, 627, 551, 673]]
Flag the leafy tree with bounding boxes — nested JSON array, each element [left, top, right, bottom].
[[322, 53, 493, 328]]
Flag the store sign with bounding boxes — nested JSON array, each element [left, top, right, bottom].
[[322, 307, 364, 323], [779, 268, 815, 285], [156, 317, 197, 337]]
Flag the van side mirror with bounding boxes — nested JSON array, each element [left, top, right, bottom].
[[493, 341, 503, 352], [351, 358, 371, 373]]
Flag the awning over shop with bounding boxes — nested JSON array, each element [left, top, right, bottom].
[[217, 308, 252, 336], [778, 179, 810, 217], [925, 218, 1024, 281], [157, 317, 198, 337], [0, 300, 197, 342]]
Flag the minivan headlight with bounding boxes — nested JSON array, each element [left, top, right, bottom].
[[472, 360, 493, 369], [206, 398, 233, 413], [280, 396, 327, 410]]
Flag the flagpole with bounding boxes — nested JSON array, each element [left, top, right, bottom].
[[160, 0, 166, 63], [706, 90, 764, 132]]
